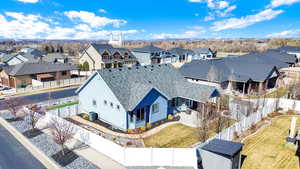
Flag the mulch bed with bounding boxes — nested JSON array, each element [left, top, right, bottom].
[[51, 148, 79, 167], [22, 128, 43, 139]]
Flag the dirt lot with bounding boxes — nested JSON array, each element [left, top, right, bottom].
[[242, 116, 300, 169]]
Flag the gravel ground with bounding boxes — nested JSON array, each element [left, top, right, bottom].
[[0, 112, 100, 169]]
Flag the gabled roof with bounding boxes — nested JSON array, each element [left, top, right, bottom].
[[132, 45, 164, 53], [201, 139, 243, 158], [278, 46, 300, 53], [90, 43, 133, 56], [180, 50, 295, 83], [77, 64, 219, 111], [169, 48, 195, 56], [2, 62, 78, 76], [193, 48, 213, 54]]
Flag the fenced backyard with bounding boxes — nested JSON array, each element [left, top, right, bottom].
[[14, 77, 87, 94]]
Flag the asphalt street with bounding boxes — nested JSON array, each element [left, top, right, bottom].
[[0, 124, 46, 169], [0, 87, 77, 110]]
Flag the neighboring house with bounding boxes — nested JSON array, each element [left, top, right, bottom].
[[132, 45, 191, 65], [42, 53, 70, 63], [199, 139, 243, 169], [180, 50, 297, 95], [278, 46, 300, 60], [0, 62, 78, 88], [76, 64, 219, 131], [79, 44, 137, 70], [131, 45, 166, 65], [0, 51, 45, 66], [193, 48, 216, 60], [169, 48, 195, 63]]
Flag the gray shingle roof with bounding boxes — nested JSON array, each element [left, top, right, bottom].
[[193, 48, 213, 54], [169, 48, 195, 56], [91, 43, 134, 56], [132, 45, 164, 53], [3, 62, 78, 76], [180, 50, 296, 83], [201, 139, 243, 157], [95, 64, 218, 111], [278, 46, 300, 53]]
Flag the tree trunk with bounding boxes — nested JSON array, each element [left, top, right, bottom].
[[61, 145, 65, 156]]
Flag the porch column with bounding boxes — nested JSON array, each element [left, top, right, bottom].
[[242, 82, 246, 96], [265, 79, 269, 90], [248, 82, 252, 95], [259, 82, 264, 95]]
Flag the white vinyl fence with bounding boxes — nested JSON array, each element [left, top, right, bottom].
[[15, 77, 87, 94], [37, 113, 198, 168], [197, 98, 300, 150]]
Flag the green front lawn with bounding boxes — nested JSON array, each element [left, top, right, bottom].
[[47, 101, 79, 110]]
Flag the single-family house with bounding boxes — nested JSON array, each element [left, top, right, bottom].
[[169, 48, 195, 63], [79, 43, 137, 70], [0, 62, 78, 88], [76, 64, 220, 131], [0, 51, 45, 66], [42, 53, 70, 64], [193, 48, 216, 60], [277, 46, 300, 60], [180, 50, 297, 95], [199, 139, 244, 169], [132, 45, 185, 65]]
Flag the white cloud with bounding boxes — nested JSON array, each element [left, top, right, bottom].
[[190, 0, 236, 21], [269, 0, 300, 8], [267, 29, 300, 38], [152, 26, 206, 39], [211, 9, 283, 31], [17, 0, 39, 3], [217, 1, 229, 9], [0, 11, 139, 40], [98, 9, 107, 13], [64, 11, 127, 28]]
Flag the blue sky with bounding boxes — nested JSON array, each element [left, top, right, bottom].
[[0, 0, 300, 40]]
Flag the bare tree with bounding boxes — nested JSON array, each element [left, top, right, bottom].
[[5, 96, 23, 120], [214, 112, 225, 133], [197, 102, 213, 142], [49, 117, 75, 156]]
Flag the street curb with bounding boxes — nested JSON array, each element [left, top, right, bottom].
[[0, 117, 61, 169]]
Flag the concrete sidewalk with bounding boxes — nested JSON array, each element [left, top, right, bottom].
[[43, 128, 126, 169]]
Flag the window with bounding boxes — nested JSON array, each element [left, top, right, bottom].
[[116, 105, 120, 110], [110, 102, 113, 108], [136, 108, 145, 121], [152, 103, 159, 114], [104, 100, 107, 105], [92, 100, 97, 106], [61, 71, 67, 76]]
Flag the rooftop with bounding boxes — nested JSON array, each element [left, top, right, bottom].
[[78, 64, 219, 111], [201, 139, 243, 157], [2, 62, 78, 76]]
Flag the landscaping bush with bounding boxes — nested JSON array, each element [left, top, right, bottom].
[[250, 123, 256, 131], [126, 141, 133, 146], [82, 113, 89, 120], [167, 114, 174, 120], [146, 123, 152, 129], [233, 131, 239, 140], [127, 129, 134, 134], [140, 126, 146, 131], [287, 110, 296, 115]]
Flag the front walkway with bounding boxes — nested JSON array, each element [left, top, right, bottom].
[[70, 115, 180, 139]]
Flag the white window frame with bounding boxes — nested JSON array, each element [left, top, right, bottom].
[[152, 103, 159, 114]]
